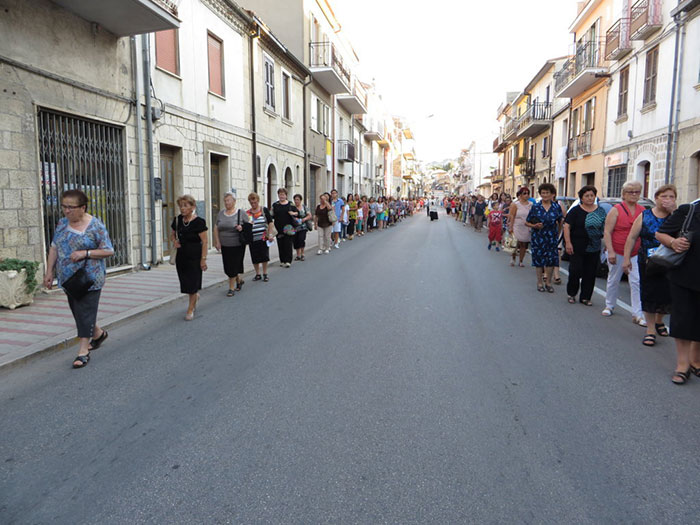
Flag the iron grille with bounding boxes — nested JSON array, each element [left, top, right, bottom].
[[38, 108, 128, 268]]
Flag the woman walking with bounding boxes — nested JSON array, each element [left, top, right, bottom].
[[43, 189, 114, 368], [293, 193, 312, 261], [171, 194, 208, 321], [376, 197, 386, 230], [525, 183, 563, 293], [246, 192, 274, 282], [347, 194, 357, 239], [656, 199, 700, 384], [563, 186, 606, 305], [272, 188, 299, 268], [602, 181, 644, 323], [213, 192, 249, 297], [487, 205, 504, 251], [508, 187, 532, 267], [315, 192, 333, 254], [623, 185, 677, 346]]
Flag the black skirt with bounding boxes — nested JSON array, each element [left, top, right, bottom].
[[670, 282, 700, 342], [293, 229, 307, 249], [221, 245, 245, 277], [638, 252, 672, 314], [175, 242, 203, 294], [66, 289, 101, 338], [249, 240, 269, 264]]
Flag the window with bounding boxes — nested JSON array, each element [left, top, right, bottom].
[[310, 95, 318, 131], [542, 136, 550, 158], [323, 104, 330, 136], [339, 117, 344, 140], [207, 33, 224, 97], [156, 29, 179, 75], [618, 67, 629, 117], [572, 108, 580, 136], [264, 55, 275, 110], [282, 71, 291, 120], [607, 166, 627, 197], [643, 46, 659, 106], [584, 97, 596, 131]]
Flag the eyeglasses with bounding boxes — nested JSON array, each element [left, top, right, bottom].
[[61, 204, 84, 210], [625, 191, 641, 195]]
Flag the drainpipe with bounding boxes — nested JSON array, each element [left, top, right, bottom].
[[666, 14, 685, 184], [565, 104, 572, 196], [141, 34, 158, 265], [131, 37, 149, 270], [350, 114, 355, 194], [249, 27, 259, 193]]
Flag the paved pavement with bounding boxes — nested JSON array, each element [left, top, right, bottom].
[[1, 210, 698, 524], [0, 235, 319, 369]]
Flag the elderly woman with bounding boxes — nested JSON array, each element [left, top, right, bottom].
[[246, 192, 274, 282], [293, 193, 312, 261], [43, 189, 114, 368], [656, 198, 700, 384], [622, 185, 677, 346], [271, 188, 299, 268], [602, 180, 644, 324], [315, 192, 333, 254], [563, 185, 606, 305], [213, 192, 249, 297], [171, 195, 208, 320], [525, 183, 563, 293]]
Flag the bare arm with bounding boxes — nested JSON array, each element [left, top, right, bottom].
[[199, 231, 208, 271], [603, 207, 619, 263], [508, 203, 517, 232], [213, 225, 221, 251], [656, 232, 691, 253], [622, 214, 643, 272], [43, 246, 58, 288]]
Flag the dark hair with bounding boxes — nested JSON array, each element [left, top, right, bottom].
[[578, 185, 598, 199], [538, 183, 556, 195], [61, 189, 88, 208], [516, 187, 530, 197], [277, 187, 287, 196], [654, 184, 677, 198], [293, 193, 303, 201]]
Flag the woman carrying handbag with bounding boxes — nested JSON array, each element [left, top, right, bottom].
[[213, 192, 250, 297]]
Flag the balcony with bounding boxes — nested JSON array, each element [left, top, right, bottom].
[[51, 0, 179, 36], [403, 151, 415, 161], [362, 117, 385, 142], [337, 140, 355, 162], [503, 118, 518, 141], [337, 79, 368, 115], [519, 158, 536, 178], [629, 0, 662, 40], [490, 169, 504, 183], [568, 131, 592, 158], [309, 42, 351, 95], [606, 18, 633, 61], [554, 41, 607, 98], [493, 130, 509, 153], [516, 102, 552, 138]]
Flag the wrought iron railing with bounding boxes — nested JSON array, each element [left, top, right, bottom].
[[568, 131, 592, 158], [337, 140, 355, 162], [309, 42, 351, 88], [630, 0, 662, 38], [606, 18, 631, 60], [519, 102, 552, 129], [554, 41, 605, 93]]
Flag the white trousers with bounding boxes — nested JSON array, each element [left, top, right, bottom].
[[605, 255, 643, 317]]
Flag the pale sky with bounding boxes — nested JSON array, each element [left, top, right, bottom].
[[334, 0, 577, 165]]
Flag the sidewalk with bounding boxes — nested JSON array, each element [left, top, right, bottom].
[[0, 235, 319, 369]]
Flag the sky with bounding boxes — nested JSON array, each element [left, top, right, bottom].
[[333, 0, 578, 166]]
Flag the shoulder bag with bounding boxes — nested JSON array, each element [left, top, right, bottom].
[[62, 257, 95, 300], [648, 203, 696, 270], [328, 205, 338, 224], [169, 216, 179, 265], [237, 209, 253, 245], [304, 206, 314, 231]]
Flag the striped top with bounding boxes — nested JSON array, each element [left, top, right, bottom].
[[246, 207, 272, 242]]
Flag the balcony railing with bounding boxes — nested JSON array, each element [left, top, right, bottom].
[[606, 18, 632, 61], [309, 41, 351, 94], [337, 78, 368, 114], [337, 140, 355, 162], [568, 131, 593, 158], [490, 169, 504, 182], [517, 102, 552, 137], [503, 118, 518, 140], [519, 158, 536, 178], [554, 41, 606, 97], [630, 0, 662, 40]]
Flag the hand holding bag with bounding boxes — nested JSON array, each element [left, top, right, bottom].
[[328, 206, 338, 224], [648, 203, 695, 270], [237, 209, 254, 245], [62, 257, 95, 300]]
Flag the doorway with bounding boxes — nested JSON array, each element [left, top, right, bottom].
[[210, 154, 223, 228], [641, 161, 650, 198], [160, 146, 178, 254], [266, 164, 277, 208], [284, 167, 293, 193]]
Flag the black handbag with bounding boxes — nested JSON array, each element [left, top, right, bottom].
[[62, 259, 95, 300], [648, 203, 696, 271], [238, 210, 253, 245]]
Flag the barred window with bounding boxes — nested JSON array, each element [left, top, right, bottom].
[[607, 166, 627, 197]]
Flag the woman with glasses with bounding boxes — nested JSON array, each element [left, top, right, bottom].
[[508, 187, 533, 267], [525, 183, 563, 292], [43, 189, 114, 368], [602, 180, 644, 324]]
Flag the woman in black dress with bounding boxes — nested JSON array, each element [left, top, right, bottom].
[[271, 188, 299, 268], [171, 195, 208, 320]]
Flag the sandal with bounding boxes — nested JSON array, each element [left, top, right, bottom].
[[300, 255, 305, 261], [263, 274, 269, 282], [655, 323, 669, 337], [88, 330, 108, 351], [235, 280, 244, 292], [580, 299, 592, 306], [642, 334, 656, 347], [690, 365, 700, 378], [253, 274, 262, 281], [537, 285, 546, 293], [226, 289, 235, 297], [553, 277, 562, 285], [671, 369, 690, 385], [72, 353, 90, 369], [545, 285, 555, 293], [519, 262, 525, 267], [567, 296, 576, 304]]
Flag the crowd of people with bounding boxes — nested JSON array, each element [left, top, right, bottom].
[[439, 183, 700, 385], [44, 188, 424, 368]]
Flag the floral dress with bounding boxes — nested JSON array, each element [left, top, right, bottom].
[[526, 201, 563, 267]]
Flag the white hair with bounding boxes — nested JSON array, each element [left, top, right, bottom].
[[621, 180, 642, 193]]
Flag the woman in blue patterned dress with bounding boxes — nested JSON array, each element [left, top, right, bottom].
[[623, 184, 677, 347], [43, 189, 114, 368], [525, 183, 563, 293]]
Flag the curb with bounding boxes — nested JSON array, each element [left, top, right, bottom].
[[0, 236, 320, 372]]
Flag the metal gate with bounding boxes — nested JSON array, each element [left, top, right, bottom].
[[38, 109, 128, 267]]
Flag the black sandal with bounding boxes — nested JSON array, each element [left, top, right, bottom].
[[545, 285, 555, 293], [263, 274, 269, 282], [553, 277, 562, 285], [537, 285, 545, 293], [253, 274, 262, 281], [235, 280, 244, 292], [580, 299, 593, 306], [567, 296, 576, 304], [88, 330, 108, 351], [655, 323, 669, 337], [72, 353, 90, 369], [671, 369, 690, 385], [690, 365, 700, 378], [642, 334, 656, 347], [226, 289, 235, 297]]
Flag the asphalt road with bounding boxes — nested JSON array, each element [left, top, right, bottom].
[[1, 210, 699, 524]]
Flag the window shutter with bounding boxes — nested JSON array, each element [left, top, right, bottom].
[[156, 29, 178, 75], [311, 95, 318, 130], [208, 34, 223, 96]]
